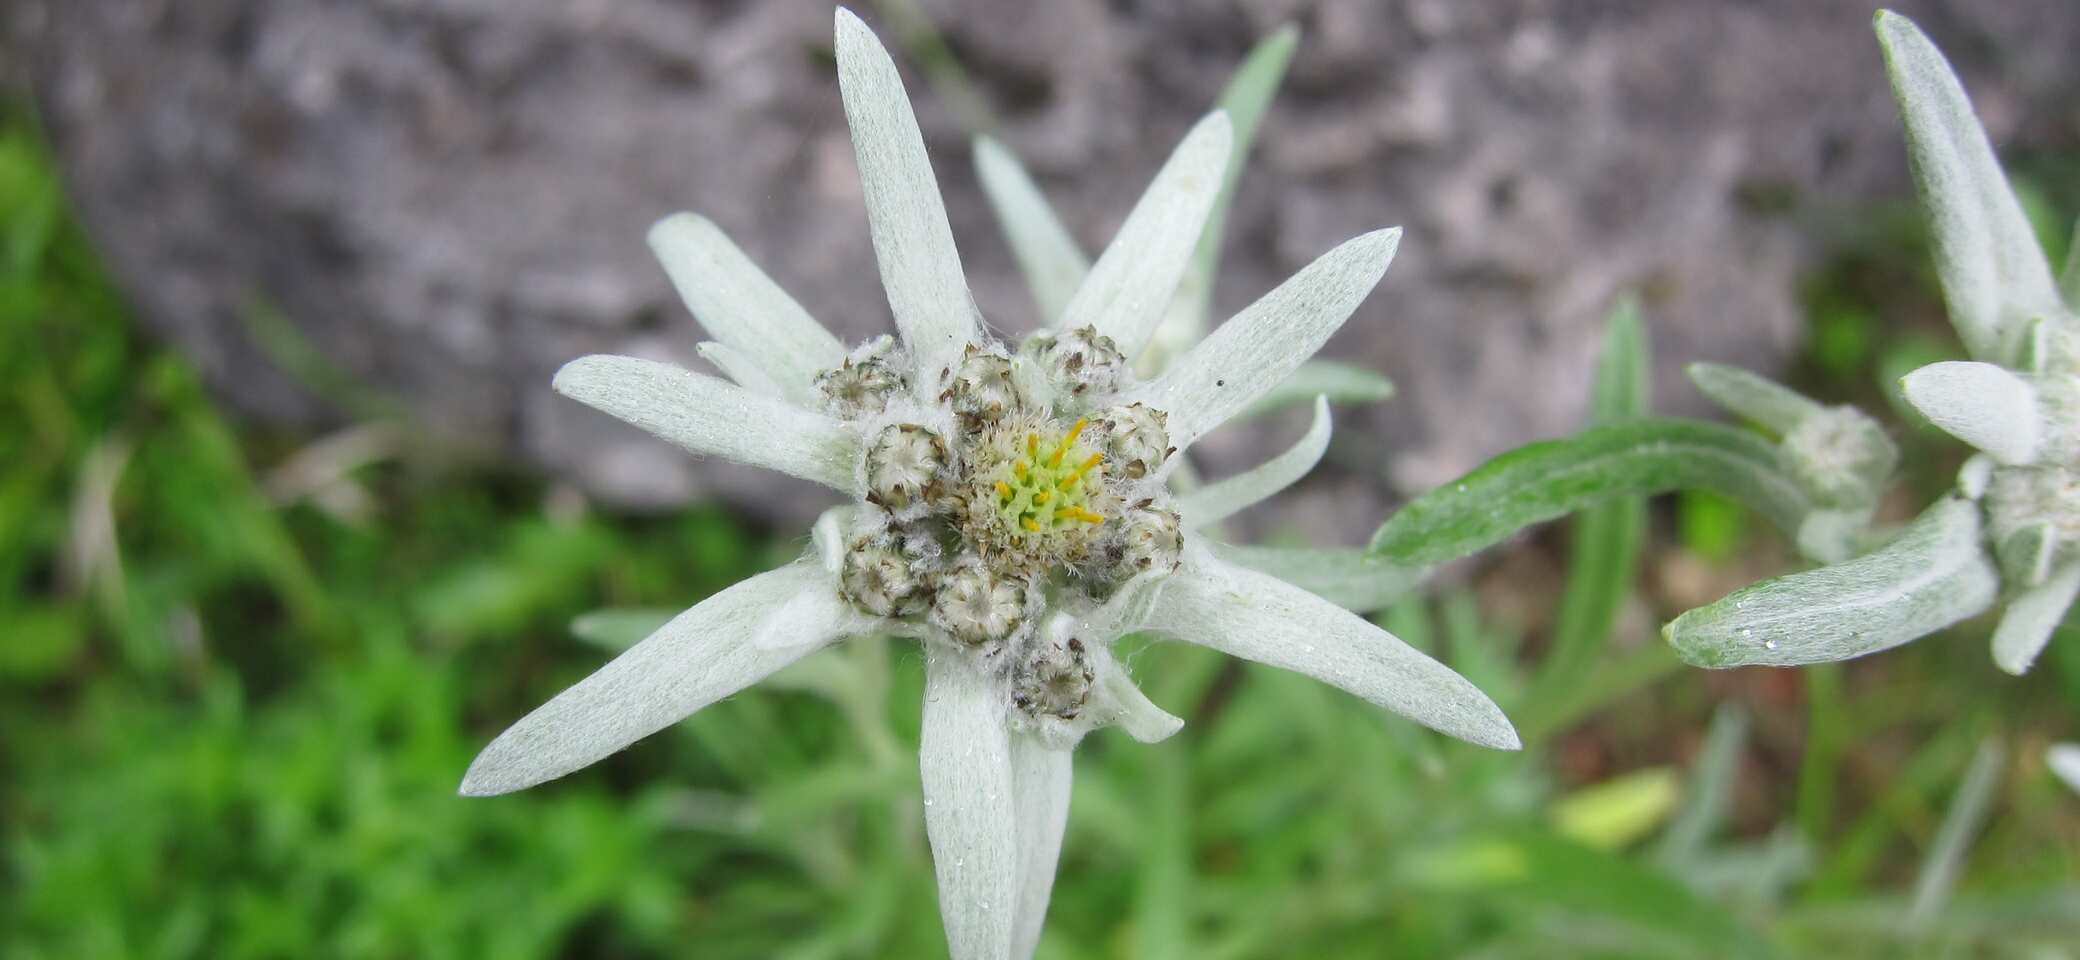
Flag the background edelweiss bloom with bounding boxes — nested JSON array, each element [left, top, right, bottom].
[[461, 9, 1517, 960], [1664, 11, 2080, 678]]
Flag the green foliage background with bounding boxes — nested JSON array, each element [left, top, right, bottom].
[[3, 103, 2077, 958]]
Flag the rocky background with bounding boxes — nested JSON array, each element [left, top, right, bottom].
[[7, 0, 2078, 536]]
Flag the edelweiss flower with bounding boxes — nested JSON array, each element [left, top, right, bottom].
[[461, 10, 1518, 959]]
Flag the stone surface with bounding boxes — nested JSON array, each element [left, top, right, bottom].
[[9, 0, 2078, 536]]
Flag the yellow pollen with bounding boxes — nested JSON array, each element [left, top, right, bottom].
[[1078, 509, 1105, 523], [1027, 434, 1039, 458], [996, 481, 1013, 500], [1034, 490, 1051, 504], [1014, 461, 1029, 479], [1064, 417, 1090, 444], [1022, 518, 1042, 532]]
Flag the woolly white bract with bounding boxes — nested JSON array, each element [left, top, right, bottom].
[[460, 11, 1517, 960]]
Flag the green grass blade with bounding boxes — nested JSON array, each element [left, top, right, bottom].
[[1908, 737, 2006, 930], [1368, 419, 1809, 567]]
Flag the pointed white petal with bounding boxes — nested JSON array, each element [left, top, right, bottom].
[[1054, 112, 1233, 359], [1210, 542, 1426, 614], [1177, 396, 1330, 528], [696, 341, 788, 400], [2049, 743, 2080, 795], [1095, 662, 1184, 743], [553, 355, 861, 493], [1135, 229, 1401, 449], [1148, 551, 1519, 749], [835, 9, 981, 381], [920, 653, 1018, 960], [648, 213, 846, 403], [974, 136, 1090, 324], [1877, 12, 2063, 366], [1900, 361, 2043, 464], [461, 562, 848, 796], [1992, 559, 2080, 675], [1009, 734, 1072, 960]]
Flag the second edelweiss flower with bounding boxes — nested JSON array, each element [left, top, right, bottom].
[[462, 10, 1518, 960]]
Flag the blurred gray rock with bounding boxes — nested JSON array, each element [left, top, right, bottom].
[[9, 0, 2077, 535]]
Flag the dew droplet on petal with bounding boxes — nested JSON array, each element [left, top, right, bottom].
[[1764, 640, 1779, 651]]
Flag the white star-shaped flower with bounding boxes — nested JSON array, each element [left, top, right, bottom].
[[460, 11, 1518, 960]]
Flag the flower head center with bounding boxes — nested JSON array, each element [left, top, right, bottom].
[[990, 418, 1108, 536]]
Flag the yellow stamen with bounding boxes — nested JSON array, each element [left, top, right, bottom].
[[1065, 417, 1090, 444], [1078, 510, 1105, 523], [1027, 434, 1039, 458], [1059, 453, 1104, 489], [1022, 518, 1041, 532], [995, 481, 1013, 500], [1014, 461, 1029, 479], [1034, 490, 1051, 504]]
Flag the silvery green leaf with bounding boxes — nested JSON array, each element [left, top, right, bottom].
[[1687, 363, 1823, 436], [553, 355, 863, 494], [1665, 497, 1999, 668], [1152, 551, 1519, 750], [1877, 11, 2063, 367], [695, 341, 789, 401], [1138, 228, 1401, 449], [648, 213, 846, 402], [1211, 543, 1426, 613], [1368, 419, 1809, 567], [1241, 361, 1394, 418], [1899, 360, 2043, 464], [1177, 396, 1330, 528], [835, 9, 981, 381], [1093, 659, 1184, 743], [461, 561, 849, 796], [1054, 111, 1232, 359], [1990, 558, 2080, 675], [1591, 296, 1649, 423], [1009, 735, 1072, 960], [973, 136, 1090, 324], [570, 607, 677, 652], [919, 653, 1017, 960]]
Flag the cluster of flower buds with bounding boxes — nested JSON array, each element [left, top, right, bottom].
[[822, 326, 1184, 726]]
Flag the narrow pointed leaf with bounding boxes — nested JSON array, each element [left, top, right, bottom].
[[920, 653, 1018, 960], [570, 607, 678, 652], [1900, 360, 2044, 464], [1241, 360, 1394, 418], [1055, 111, 1232, 358], [1009, 735, 1072, 960], [974, 136, 1090, 323], [1666, 497, 1999, 668], [1991, 559, 2080, 675], [1908, 738, 2005, 929], [648, 213, 845, 402], [553, 355, 862, 493], [836, 9, 980, 380], [1368, 419, 1809, 567], [1178, 24, 1299, 324], [1688, 363, 1823, 436], [461, 562, 846, 796], [1178, 396, 1330, 528], [1152, 553, 1520, 749], [1877, 11, 2063, 366], [1139, 228, 1401, 448], [1210, 542, 1427, 613]]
